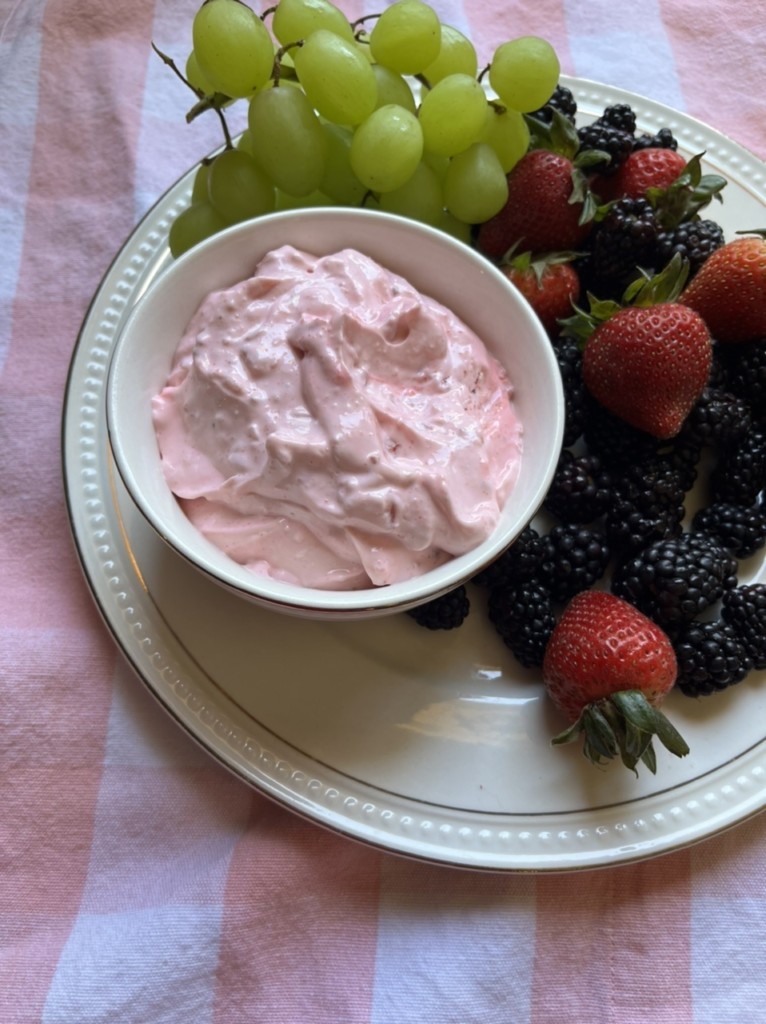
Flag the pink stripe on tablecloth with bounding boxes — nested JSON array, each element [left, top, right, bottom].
[[531, 851, 693, 1024], [659, 0, 765, 160], [213, 801, 381, 1024]]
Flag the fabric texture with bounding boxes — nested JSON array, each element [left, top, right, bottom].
[[2, 1, 766, 1021]]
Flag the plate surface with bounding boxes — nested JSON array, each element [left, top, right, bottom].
[[62, 78, 766, 871]]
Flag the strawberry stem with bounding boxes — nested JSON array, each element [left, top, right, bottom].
[[552, 690, 689, 775]]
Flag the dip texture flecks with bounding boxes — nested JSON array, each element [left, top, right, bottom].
[[152, 245, 523, 590]]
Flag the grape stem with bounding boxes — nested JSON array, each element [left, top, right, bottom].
[[151, 42, 203, 99], [351, 13, 381, 29], [272, 41, 304, 86], [260, 4, 277, 19], [151, 43, 234, 149], [477, 63, 491, 83]]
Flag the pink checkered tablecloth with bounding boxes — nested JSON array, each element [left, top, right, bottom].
[[3, 0, 766, 1020]]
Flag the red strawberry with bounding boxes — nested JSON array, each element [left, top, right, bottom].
[[594, 147, 687, 202], [500, 251, 580, 336], [477, 149, 594, 259], [543, 590, 687, 774], [680, 234, 766, 343], [581, 300, 712, 439]]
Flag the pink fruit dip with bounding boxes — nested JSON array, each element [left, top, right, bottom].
[[152, 245, 523, 590]]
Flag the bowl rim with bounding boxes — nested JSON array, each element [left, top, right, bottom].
[[106, 207, 565, 616]]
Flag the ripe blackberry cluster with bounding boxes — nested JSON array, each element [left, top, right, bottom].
[[528, 83, 577, 124], [679, 386, 752, 449], [673, 620, 753, 697], [605, 456, 688, 557], [693, 502, 766, 558], [611, 532, 738, 632], [577, 120, 634, 177], [472, 524, 544, 590], [407, 585, 470, 630], [719, 338, 766, 423], [710, 429, 766, 506], [579, 197, 659, 298], [655, 219, 725, 279], [543, 450, 612, 524], [721, 584, 766, 670], [488, 581, 555, 668], [552, 337, 588, 447], [632, 126, 678, 151]]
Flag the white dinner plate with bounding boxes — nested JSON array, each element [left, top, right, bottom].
[[62, 77, 766, 872]]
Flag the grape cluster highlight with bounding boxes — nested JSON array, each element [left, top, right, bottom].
[[164, 0, 560, 257]]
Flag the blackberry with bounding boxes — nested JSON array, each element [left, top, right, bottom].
[[488, 581, 556, 668], [528, 83, 577, 124], [612, 532, 738, 632], [710, 429, 766, 506], [582, 197, 659, 298], [553, 337, 588, 446], [632, 127, 678, 151], [722, 338, 766, 420], [407, 585, 469, 630], [673, 620, 753, 697], [599, 103, 637, 134], [543, 450, 612, 524], [472, 525, 544, 589], [680, 387, 753, 450], [661, 435, 702, 492], [654, 218, 725, 278], [605, 456, 686, 557], [707, 342, 732, 390], [577, 121, 634, 176], [539, 524, 611, 603], [693, 502, 766, 558], [582, 398, 660, 471], [721, 583, 766, 669]]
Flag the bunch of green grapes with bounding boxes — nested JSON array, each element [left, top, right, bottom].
[[166, 0, 561, 257]]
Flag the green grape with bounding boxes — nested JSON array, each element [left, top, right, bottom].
[[369, 0, 441, 75], [168, 202, 228, 258], [371, 64, 416, 113], [444, 142, 509, 223], [418, 73, 487, 157], [276, 188, 335, 210], [192, 0, 273, 98], [272, 0, 354, 45], [191, 160, 211, 203], [293, 29, 377, 126], [248, 85, 327, 196], [236, 129, 255, 155], [480, 104, 530, 172], [319, 122, 368, 204], [438, 209, 472, 246], [350, 104, 423, 193], [378, 161, 443, 225], [423, 149, 449, 180], [185, 50, 215, 96], [207, 148, 276, 224], [421, 25, 477, 84], [488, 36, 560, 112]]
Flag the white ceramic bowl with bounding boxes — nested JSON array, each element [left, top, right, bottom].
[[106, 208, 564, 620]]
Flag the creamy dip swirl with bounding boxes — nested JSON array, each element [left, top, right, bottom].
[[152, 245, 523, 590]]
